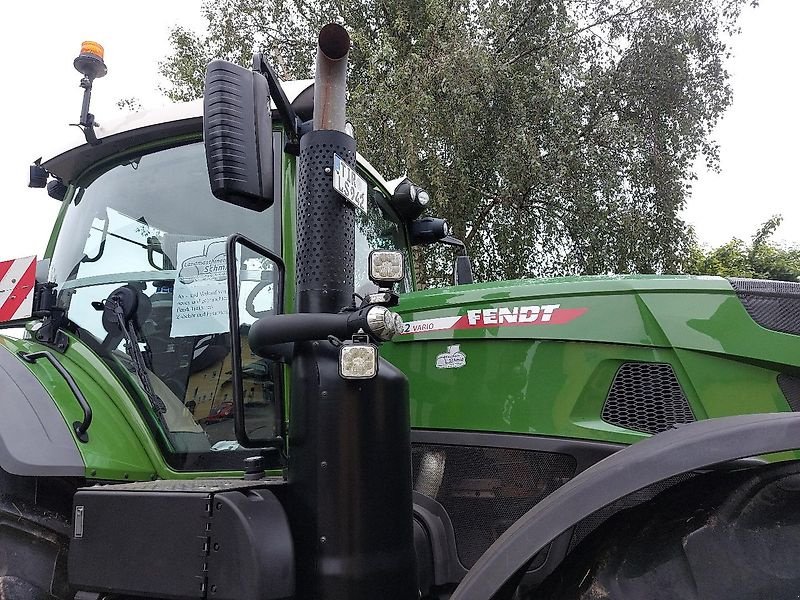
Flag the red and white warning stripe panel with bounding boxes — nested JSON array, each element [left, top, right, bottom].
[[0, 256, 37, 322], [399, 303, 587, 335]]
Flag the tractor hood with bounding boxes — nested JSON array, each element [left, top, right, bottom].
[[386, 274, 800, 441], [390, 274, 800, 370]]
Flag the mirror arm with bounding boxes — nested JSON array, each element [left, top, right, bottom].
[[439, 235, 467, 254], [226, 233, 286, 449], [252, 52, 307, 155], [439, 236, 475, 285]]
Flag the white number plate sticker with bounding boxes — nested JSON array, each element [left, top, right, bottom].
[[333, 154, 368, 213]]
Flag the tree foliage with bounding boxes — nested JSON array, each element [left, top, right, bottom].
[[686, 215, 800, 281], [116, 97, 143, 111], [161, 0, 753, 285]]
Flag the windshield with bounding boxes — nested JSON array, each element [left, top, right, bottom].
[[49, 140, 280, 470]]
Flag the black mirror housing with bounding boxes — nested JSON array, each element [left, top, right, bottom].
[[454, 255, 474, 285], [47, 179, 68, 201], [29, 163, 48, 188], [204, 60, 273, 211]]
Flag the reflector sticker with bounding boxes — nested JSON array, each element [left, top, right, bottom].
[[0, 255, 36, 322], [399, 303, 587, 335]]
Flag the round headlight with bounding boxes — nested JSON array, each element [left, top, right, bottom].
[[365, 305, 401, 341], [391, 178, 429, 221], [383, 309, 397, 334]]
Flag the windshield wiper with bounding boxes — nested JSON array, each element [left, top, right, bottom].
[[104, 295, 167, 418]]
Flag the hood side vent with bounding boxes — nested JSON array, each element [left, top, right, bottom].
[[729, 278, 800, 336], [777, 373, 800, 412], [601, 362, 695, 435]]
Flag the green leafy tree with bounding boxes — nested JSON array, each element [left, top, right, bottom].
[[116, 97, 142, 111], [686, 215, 800, 281], [161, 0, 754, 286]]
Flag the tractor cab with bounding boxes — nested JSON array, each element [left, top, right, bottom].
[[35, 83, 413, 469]]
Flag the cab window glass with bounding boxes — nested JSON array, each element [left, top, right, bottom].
[[50, 141, 281, 470], [354, 186, 410, 295]]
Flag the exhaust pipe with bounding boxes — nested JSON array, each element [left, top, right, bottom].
[[313, 23, 350, 132], [288, 23, 417, 600], [295, 22, 355, 315]]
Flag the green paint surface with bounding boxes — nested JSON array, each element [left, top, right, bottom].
[[384, 275, 800, 448]]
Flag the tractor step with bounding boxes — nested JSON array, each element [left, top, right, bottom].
[[68, 479, 292, 600]]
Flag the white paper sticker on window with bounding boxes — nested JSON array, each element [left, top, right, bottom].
[[170, 237, 233, 338]]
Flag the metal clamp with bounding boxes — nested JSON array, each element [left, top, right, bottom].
[[18, 350, 92, 443]]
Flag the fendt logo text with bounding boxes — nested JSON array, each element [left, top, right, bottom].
[[400, 303, 588, 335], [466, 304, 560, 326]]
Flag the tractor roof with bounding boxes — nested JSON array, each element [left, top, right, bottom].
[[41, 80, 316, 184]]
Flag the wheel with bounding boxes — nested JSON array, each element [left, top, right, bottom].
[[535, 461, 800, 600], [0, 470, 75, 599]]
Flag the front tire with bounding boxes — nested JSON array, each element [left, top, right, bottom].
[[536, 461, 800, 600], [0, 470, 75, 599]]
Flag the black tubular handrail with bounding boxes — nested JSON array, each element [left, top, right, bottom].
[[18, 350, 92, 443], [225, 233, 286, 449]]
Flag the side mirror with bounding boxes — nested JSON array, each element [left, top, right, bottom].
[[454, 255, 474, 285], [407, 216, 474, 284], [225, 234, 285, 448], [203, 60, 273, 211], [28, 163, 48, 188]]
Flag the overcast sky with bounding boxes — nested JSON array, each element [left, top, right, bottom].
[[0, 1, 796, 263]]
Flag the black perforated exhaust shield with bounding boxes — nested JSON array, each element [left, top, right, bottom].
[[296, 130, 356, 313]]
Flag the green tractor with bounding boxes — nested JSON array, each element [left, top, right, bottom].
[[7, 23, 800, 600]]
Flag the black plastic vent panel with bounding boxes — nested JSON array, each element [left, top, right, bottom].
[[778, 373, 800, 412], [729, 278, 800, 336], [412, 444, 575, 568], [601, 363, 695, 435]]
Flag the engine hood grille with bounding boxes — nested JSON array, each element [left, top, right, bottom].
[[729, 278, 800, 336]]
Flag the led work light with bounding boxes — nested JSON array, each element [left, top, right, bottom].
[[364, 305, 403, 341], [339, 340, 378, 379], [368, 250, 405, 286]]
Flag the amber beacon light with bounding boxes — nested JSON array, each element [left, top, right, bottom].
[[74, 41, 107, 80]]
